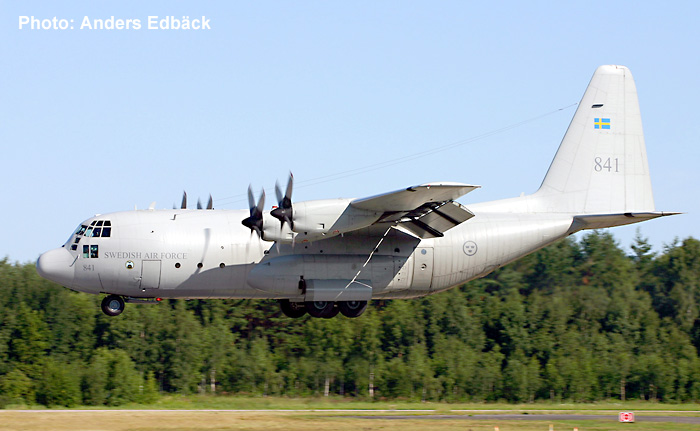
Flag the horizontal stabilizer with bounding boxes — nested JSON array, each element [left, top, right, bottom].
[[571, 211, 681, 231]]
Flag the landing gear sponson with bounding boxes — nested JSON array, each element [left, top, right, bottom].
[[278, 299, 367, 319], [99, 295, 367, 319]]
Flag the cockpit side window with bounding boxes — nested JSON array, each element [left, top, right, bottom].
[[83, 244, 99, 258]]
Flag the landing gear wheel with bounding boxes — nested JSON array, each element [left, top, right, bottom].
[[305, 301, 336, 318], [101, 295, 125, 317], [338, 300, 368, 318], [279, 299, 307, 318], [323, 304, 340, 319]]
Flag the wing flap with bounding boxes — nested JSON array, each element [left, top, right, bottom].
[[398, 201, 475, 238]]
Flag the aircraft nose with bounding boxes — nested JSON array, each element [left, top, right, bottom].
[[37, 247, 75, 287]]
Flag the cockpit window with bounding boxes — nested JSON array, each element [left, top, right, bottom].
[[75, 220, 112, 238]]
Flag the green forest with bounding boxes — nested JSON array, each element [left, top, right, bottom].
[[1, 231, 700, 407]]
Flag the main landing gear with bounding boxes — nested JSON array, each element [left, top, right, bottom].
[[101, 294, 125, 316], [278, 299, 368, 319]]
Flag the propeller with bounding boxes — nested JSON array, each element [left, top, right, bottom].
[[181, 191, 188, 209], [271, 172, 294, 229], [242, 186, 265, 238]]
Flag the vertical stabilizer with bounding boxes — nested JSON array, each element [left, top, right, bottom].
[[535, 65, 655, 214]]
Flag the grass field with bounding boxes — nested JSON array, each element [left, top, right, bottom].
[[2, 397, 700, 431]]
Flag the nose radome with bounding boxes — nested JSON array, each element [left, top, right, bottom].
[[37, 247, 75, 287]]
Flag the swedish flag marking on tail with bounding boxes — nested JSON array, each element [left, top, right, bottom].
[[594, 118, 611, 129]]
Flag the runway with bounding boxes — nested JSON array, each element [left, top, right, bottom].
[[5, 409, 700, 423], [350, 413, 700, 424]]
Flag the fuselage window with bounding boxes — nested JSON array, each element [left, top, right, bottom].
[[90, 245, 99, 258], [83, 245, 89, 258]]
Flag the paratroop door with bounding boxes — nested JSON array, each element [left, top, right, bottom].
[[140, 260, 161, 289], [411, 247, 433, 290]]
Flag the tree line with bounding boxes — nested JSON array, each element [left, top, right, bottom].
[[1, 231, 700, 407]]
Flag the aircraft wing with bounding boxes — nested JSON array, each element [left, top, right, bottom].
[[351, 182, 480, 238]]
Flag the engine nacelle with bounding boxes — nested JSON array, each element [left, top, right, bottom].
[[262, 198, 382, 243]]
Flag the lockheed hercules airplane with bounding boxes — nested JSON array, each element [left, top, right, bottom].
[[38, 65, 676, 318]]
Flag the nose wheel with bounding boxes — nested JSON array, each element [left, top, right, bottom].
[[101, 294, 125, 316]]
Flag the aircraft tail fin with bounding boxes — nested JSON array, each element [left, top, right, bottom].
[[534, 65, 656, 214]]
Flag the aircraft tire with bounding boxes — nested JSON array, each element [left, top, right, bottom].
[[101, 295, 125, 317], [279, 299, 307, 318], [338, 300, 368, 318], [323, 304, 340, 319], [305, 301, 336, 318]]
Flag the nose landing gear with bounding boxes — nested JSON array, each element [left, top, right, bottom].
[[101, 294, 125, 316]]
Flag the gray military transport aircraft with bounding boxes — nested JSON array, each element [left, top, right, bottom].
[[37, 65, 677, 319]]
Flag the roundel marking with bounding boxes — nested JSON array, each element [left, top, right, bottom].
[[463, 241, 478, 256], [125, 260, 135, 269]]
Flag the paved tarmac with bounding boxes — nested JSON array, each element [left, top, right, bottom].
[[5, 409, 700, 424], [352, 413, 700, 424]]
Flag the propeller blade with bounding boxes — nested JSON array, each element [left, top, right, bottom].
[[275, 181, 283, 205], [285, 172, 293, 203], [247, 185, 255, 211], [197, 198, 203, 210], [207, 194, 213, 210], [181, 191, 187, 209], [257, 189, 265, 214]]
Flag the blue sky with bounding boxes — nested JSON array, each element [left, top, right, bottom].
[[2, 1, 698, 263]]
